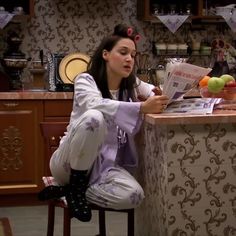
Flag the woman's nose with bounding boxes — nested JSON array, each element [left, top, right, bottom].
[[126, 54, 133, 61]]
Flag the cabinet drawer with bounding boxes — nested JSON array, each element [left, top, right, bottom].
[[44, 100, 72, 117]]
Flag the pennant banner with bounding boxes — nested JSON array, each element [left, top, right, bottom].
[[217, 11, 236, 33], [156, 15, 189, 33], [0, 13, 14, 29]]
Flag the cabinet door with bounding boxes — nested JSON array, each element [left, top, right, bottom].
[[0, 0, 34, 17], [137, 0, 236, 22], [43, 100, 72, 175], [0, 101, 43, 195], [137, 0, 198, 21]]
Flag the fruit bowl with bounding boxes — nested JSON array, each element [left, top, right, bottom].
[[200, 86, 236, 100]]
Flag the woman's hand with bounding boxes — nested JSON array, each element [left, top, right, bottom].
[[137, 86, 162, 101], [152, 86, 162, 95], [140, 95, 169, 114]]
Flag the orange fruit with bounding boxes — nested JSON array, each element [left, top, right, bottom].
[[199, 75, 211, 88]]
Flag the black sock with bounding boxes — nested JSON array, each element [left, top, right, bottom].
[[38, 185, 68, 201], [66, 169, 91, 222]]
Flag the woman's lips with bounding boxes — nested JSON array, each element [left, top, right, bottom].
[[124, 65, 132, 72]]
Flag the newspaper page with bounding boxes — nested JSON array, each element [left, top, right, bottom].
[[163, 98, 221, 115], [163, 62, 212, 102]]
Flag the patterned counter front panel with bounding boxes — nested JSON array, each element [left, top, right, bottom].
[[136, 122, 236, 236]]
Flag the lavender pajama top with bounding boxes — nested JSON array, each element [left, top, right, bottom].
[[60, 73, 154, 185]]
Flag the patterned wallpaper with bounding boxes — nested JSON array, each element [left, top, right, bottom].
[[1, 0, 236, 67]]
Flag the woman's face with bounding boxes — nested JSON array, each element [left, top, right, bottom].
[[103, 38, 136, 81]]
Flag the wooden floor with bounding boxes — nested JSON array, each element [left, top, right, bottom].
[[0, 205, 127, 236]]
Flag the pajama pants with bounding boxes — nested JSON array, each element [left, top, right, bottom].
[[50, 109, 144, 209]]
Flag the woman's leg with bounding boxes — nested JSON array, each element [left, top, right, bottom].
[[86, 167, 144, 210], [50, 109, 107, 184], [50, 109, 107, 221]]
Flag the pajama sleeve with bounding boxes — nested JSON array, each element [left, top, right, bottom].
[[73, 73, 153, 135]]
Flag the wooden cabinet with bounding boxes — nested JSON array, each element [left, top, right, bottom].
[[137, 0, 235, 22], [0, 100, 44, 196], [0, 98, 72, 206], [44, 100, 73, 122], [0, 0, 34, 17]]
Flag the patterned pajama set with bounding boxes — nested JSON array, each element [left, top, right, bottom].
[[50, 73, 154, 210]]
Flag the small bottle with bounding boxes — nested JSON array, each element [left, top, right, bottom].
[[186, 4, 192, 15]]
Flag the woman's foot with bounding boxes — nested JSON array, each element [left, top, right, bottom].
[[38, 185, 68, 201], [66, 169, 91, 222], [66, 188, 91, 222]]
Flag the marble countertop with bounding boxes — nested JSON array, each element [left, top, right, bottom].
[[0, 91, 73, 100], [145, 103, 236, 125], [145, 110, 236, 125], [1, 91, 235, 124]]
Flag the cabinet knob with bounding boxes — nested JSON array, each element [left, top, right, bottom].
[[3, 102, 19, 107]]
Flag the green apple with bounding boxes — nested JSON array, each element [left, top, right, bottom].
[[220, 74, 235, 84], [207, 77, 225, 93]]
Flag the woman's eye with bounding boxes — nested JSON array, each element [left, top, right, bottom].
[[119, 50, 136, 58], [120, 51, 127, 55]]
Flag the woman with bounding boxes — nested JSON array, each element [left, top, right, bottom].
[[39, 24, 169, 222]]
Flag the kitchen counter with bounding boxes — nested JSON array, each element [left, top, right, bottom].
[[0, 91, 73, 100], [135, 102, 236, 236], [145, 108, 236, 125]]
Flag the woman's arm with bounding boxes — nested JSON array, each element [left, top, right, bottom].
[[74, 73, 141, 135]]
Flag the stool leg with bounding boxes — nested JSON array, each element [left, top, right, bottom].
[[127, 209, 134, 236], [47, 202, 55, 236], [63, 208, 71, 236], [98, 209, 106, 236]]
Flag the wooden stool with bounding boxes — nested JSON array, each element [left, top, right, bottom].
[[40, 122, 135, 236], [0, 218, 13, 236]]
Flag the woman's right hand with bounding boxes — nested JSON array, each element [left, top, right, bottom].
[[140, 95, 169, 114]]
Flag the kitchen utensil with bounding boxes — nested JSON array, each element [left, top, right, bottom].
[[136, 52, 150, 74]]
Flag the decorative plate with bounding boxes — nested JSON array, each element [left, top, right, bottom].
[[59, 53, 90, 84]]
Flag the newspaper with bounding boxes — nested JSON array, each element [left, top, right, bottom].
[[163, 98, 221, 115], [163, 61, 212, 102]]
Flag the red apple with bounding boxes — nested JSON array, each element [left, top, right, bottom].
[[225, 81, 236, 87]]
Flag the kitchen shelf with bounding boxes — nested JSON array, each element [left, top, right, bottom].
[[0, 0, 34, 17], [137, 0, 235, 23]]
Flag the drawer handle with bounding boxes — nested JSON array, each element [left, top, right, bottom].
[[3, 102, 19, 107]]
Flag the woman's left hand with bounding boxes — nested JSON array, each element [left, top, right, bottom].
[[152, 86, 162, 95], [137, 86, 162, 101]]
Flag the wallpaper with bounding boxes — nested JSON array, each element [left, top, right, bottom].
[[1, 0, 236, 68]]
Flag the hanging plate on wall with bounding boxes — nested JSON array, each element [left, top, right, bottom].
[[59, 53, 90, 84]]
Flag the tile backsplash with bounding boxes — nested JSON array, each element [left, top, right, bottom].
[[0, 0, 235, 68]]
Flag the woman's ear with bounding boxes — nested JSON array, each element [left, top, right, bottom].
[[102, 50, 109, 61]]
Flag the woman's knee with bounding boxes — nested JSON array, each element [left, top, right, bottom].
[[78, 110, 106, 131], [119, 182, 144, 209]]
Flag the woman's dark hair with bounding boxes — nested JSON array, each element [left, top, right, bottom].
[[87, 24, 140, 101]]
